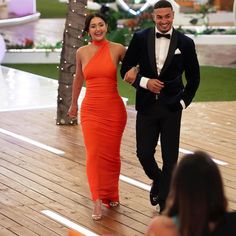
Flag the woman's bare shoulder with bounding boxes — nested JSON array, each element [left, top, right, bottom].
[[146, 216, 179, 236], [109, 41, 126, 59], [109, 41, 125, 50], [77, 44, 90, 54]]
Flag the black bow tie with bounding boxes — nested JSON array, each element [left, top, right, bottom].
[[156, 32, 171, 39]]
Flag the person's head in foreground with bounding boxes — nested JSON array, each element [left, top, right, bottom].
[[146, 150, 230, 236]]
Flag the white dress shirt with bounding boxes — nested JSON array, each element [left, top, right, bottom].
[[155, 28, 172, 75], [140, 27, 185, 109]]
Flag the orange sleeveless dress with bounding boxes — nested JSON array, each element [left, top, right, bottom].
[[81, 40, 127, 204]]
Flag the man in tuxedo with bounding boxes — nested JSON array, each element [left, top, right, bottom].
[[121, 0, 200, 213]]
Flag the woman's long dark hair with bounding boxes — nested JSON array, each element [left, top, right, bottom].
[[165, 151, 227, 236]]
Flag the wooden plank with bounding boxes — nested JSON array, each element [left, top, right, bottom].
[[0, 148, 150, 235], [0, 102, 235, 235], [0, 212, 39, 236], [0, 225, 17, 236]]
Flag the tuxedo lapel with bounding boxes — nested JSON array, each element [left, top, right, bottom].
[[160, 28, 178, 76], [147, 28, 158, 77]]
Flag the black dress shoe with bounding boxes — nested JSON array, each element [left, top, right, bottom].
[[155, 201, 165, 214], [150, 181, 159, 206]]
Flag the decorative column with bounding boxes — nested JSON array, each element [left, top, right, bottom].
[[56, 0, 87, 125]]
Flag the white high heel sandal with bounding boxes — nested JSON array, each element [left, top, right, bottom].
[[109, 201, 119, 207], [92, 199, 102, 220]]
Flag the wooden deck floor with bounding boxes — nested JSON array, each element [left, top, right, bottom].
[[0, 102, 236, 236]]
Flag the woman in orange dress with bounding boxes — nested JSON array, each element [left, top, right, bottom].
[[68, 13, 134, 220]]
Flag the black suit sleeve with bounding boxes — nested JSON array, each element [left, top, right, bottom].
[[120, 33, 141, 89], [182, 38, 200, 107]]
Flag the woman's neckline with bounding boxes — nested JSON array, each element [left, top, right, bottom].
[[91, 39, 108, 47]]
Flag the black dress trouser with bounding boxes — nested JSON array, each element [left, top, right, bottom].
[[136, 100, 182, 201]]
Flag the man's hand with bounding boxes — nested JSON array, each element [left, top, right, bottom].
[[124, 66, 138, 85], [68, 104, 78, 119], [147, 79, 164, 93]]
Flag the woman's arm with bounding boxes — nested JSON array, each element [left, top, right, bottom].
[[68, 49, 84, 118], [124, 65, 139, 85], [119, 44, 126, 62], [116, 43, 138, 85]]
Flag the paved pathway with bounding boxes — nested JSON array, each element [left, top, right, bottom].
[[197, 45, 236, 68]]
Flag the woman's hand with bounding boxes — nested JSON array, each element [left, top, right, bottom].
[[68, 104, 78, 119], [124, 66, 139, 85]]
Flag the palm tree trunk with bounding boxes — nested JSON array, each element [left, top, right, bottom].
[[233, 0, 236, 26], [56, 0, 87, 125]]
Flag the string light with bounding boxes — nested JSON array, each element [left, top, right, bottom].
[[57, 0, 87, 125]]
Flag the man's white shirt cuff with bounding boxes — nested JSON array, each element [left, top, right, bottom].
[[140, 78, 186, 109], [140, 77, 149, 89]]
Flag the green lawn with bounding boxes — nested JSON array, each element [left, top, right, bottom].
[[3, 64, 236, 104], [194, 66, 236, 102], [5, 2, 234, 104], [36, 0, 67, 18]]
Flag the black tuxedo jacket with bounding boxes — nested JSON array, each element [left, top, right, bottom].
[[121, 27, 200, 112]]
